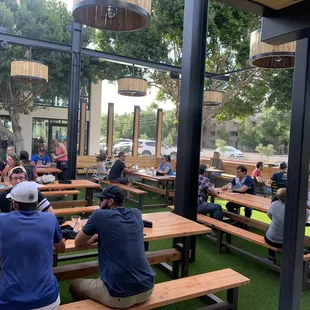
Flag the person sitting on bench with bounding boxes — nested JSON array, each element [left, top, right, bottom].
[[70, 185, 155, 309], [0, 181, 65, 309], [198, 164, 223, 221], [267, 161, 287, 201], [221, 165, 256, 227], [265, 188, 309, 264]]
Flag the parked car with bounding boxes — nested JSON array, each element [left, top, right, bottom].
[[138, 139, 177, 159], [113, 140, 132, 155], [215, 146, 244, 158]]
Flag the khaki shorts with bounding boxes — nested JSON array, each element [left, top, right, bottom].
[[32, 295, 60, 310], [70, 278, 153, 309]]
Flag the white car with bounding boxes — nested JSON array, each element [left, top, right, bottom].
[[138, 140, 178, 159], [216, 146, 244, 158]]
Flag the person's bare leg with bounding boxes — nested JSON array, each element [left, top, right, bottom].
[[69, 279, 88, 301]]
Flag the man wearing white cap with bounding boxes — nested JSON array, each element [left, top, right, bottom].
[[0, 181, 65, 309], [0, 166, 53, 213]]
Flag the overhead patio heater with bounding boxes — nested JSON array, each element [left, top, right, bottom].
[[72, 0, 152, 31], [203, 89, 222, 106], [118, 76, 148, 97], [249, 29, 296, 69]]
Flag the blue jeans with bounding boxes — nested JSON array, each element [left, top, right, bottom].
[[197, 201, 223, 221], [263, 186, 272, 196]]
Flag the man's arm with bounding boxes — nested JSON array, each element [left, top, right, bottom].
[[75, 230, 98, 246], [208, 187, 218, 197], [267, 173, 276, 185], [53, 219, 65, 253], [75, 213, 98, 247], [233, 185, 249, 193]]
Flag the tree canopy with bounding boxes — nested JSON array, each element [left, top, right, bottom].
[[0, 0, 106, 151]]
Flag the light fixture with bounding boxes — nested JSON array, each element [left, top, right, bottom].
[[118, 76, 148, 97], [249, 29, 296, 69], [72, 0, 152, 32], [11, 60, 48, 84], [203, 89, 223, 107]]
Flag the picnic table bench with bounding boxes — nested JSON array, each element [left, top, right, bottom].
[[197, 214, 310, 290], [59, 269, 250, 310], [96, 179, 147, 209]]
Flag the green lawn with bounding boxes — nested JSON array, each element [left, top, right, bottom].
[[57, 188, 310, 309]]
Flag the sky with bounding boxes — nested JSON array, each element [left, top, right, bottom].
[[64, 0, 174, 115]]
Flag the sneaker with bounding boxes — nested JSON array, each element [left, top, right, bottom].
[[264, 257, 276, 265]]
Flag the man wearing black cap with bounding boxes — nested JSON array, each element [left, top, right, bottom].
[[31, 147, 51, 167], [267, 161, 288, 201], [70, 185, 155, 308]]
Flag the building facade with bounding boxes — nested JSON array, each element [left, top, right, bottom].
[[0, 81, 102, 157]]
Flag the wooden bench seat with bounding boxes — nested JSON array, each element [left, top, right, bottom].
[[51, 200, 88, 209], [53, 206, 99, 216], [59, 268, 250, 310], [97, 179, 147, 209], [41, 190, 81, 197], [54, 249, 181, 281], [197, 213, 310, 290]]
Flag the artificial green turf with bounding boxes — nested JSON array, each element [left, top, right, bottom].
[[57, 187, 310, 309]]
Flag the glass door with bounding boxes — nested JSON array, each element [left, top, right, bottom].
[[48, 123, 67, 156]]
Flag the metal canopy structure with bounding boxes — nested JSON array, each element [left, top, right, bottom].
[[0, 23, 230, 180], [174, 1, 310, 310]]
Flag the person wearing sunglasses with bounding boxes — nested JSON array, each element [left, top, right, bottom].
[[70, 185, 155, 308], [0, 166, 53, 213]]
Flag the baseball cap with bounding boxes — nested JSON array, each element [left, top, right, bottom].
[[8, 165, 27, 177], [38, 146, 45, 152], [280, 161, 287, 169], [6, 181, 40, 203], [97, 185, 125, 203], [118, 151, 126, 157]]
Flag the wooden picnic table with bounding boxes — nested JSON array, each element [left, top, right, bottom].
[[214, 189, 270, 213], [37, 167, 62, 175], [206, 168, 224, 173], [132, 170, 176, 182], [61, 211, 211, 277], [39, 180, 100, 205]]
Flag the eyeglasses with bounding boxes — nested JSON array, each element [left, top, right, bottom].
[[11, 176, 26, 181]]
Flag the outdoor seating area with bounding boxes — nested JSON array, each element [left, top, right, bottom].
[[0, 0, 310, 309]]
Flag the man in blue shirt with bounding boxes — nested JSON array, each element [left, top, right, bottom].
[[221, 165, 256, 222], [267, 161, 287, 201], [70, 185, 155, 308], [0, 181, 65, 309], [31, 147, 51, 167]]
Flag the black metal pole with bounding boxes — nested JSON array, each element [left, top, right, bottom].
[[279, 38, 310, 310], [175, 0, 209, 220], [67, 21, 82, 180]]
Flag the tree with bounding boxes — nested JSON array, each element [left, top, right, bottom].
[[255, 143, 276, 161], [0, 0, 106, 152], [215, 139, 227, 156]]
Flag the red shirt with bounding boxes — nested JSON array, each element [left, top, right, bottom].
[[251, 168, 261, 179]]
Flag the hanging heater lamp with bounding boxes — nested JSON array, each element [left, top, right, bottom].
[[72, 0, 151, 32], [118, 76, 148, 97], [249, 29, 296, 69], [11, 60, 48, 84], [203, 89, 223, 106]]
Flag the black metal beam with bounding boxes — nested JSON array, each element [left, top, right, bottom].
[[0, 32, 229, 81], [175, 0, 209, 220], [261, 1, 310, 45], [0, 31, 71, 53], [82, 48, 229, 81], [212, 66, 256, 78], [67, 22, 82, 180], [279, 37, 310, 310]]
